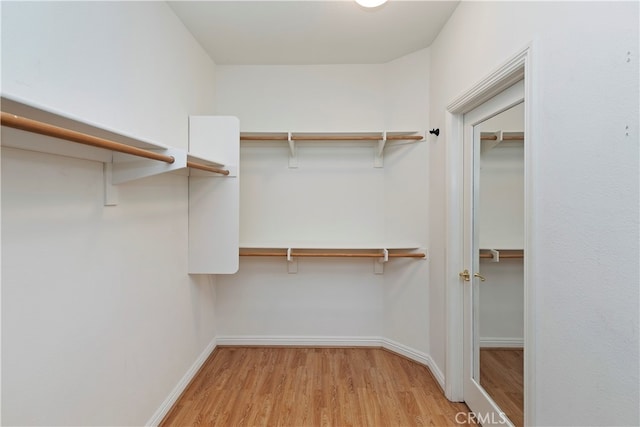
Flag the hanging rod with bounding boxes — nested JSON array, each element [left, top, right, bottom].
[[186, 161, 230, 176], [1, 111, 230, 175], [480, 132, 524, 141], [240, 135, 289, 141], [240, 133, 423, 142], [239, 249, 426, 259], [291, 134, 424, 142], [1, 111, 175, 164], [479, 249, 524, 259]]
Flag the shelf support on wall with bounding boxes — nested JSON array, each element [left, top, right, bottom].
[[287, 132, 298, 168], [103, 163, 118, 206], [374, 248, 389, 274], [374, 132, 387, 168], [479, 248, 524, 261], [286, 247, 298, 273], [111, 148, 186, 185], [480, 131, 502, 153]]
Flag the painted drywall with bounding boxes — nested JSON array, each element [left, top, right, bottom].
[[214, 64, 386, 132], [214, 50, 431, 354], [1, 1, 215, 150], [214, 64, 387, 339], [1, 2, 218, 425], [429, 2, 639, 425]]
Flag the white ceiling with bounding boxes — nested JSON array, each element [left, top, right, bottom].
[[167, 1, 459, 65]]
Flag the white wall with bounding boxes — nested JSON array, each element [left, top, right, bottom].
[[214, 50, 431, 356], [1, 2, 217, 425], [429, 2, 639, 425], [1, 1, 215, 150], [215, 64, 386, 132], [214, 64, 386, 340]]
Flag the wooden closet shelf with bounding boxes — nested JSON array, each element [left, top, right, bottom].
[[480, 131, 524, 141], [0, 110, 231, 182], [1, 111, 176, 164], [239, 131, 424, 168], [240, 132, 424, 142], [186, 160, 229, 176], [239, 248, 426, 259], [480, 249, 524, 260]]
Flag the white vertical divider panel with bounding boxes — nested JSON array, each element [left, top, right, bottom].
[[188, 116, 240, 274]]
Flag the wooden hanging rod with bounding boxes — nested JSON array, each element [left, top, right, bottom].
[[239, 249, 426, 259], [479, 250, 524, 259], [1, 111, 229, 175], [187, 161, 230, 176], [241, 135, 289, 141], [480, 132, 524, 141], [1, 111, 175, 164], [240, 133, 423, 142]]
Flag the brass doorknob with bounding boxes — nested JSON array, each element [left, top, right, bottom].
[[474, 272, 486, 281], [459, 269, 471, 281]]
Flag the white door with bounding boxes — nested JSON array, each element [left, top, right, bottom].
[[462, 80, 524, 425]]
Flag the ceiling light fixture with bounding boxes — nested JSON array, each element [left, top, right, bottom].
[[355, 0, 387, 8]]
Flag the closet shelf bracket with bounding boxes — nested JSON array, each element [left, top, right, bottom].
[[287, 248, 298, 273], [287, 132, 298, 168], [479, 248, 524, 261], [374, 248, 389, 274], [103, 163, 118, 206], [111, 148, 186, 185], [480, 131, 502, 153], [374, 132, 387, 168], [480, 130, 525, 153]]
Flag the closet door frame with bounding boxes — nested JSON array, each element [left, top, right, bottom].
[[443, 43, 537, 426]]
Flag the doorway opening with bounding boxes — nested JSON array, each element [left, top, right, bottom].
[[443, 45, 535, 426]]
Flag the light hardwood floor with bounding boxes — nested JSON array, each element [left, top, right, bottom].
[[479, 348, 524, 427], [161, 347, 475, 426]]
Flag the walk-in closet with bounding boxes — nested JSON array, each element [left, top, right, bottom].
[[1, 1, 637, 426]]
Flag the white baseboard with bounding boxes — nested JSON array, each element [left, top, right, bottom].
[[380, 338, 445, 390], [215, 335, 383, 348], [479, 337, 524, 348], [215, 335, 445, 390], [146, 337, 217, 426]]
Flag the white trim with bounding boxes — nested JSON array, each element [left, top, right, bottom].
[[444, 42, 536, 424], [447, 51, 527, 114], [381, 338, 445, 390], [215, 335, 382, 348], [215, 335, 445, 390], [479, 337, 524, 348], [146, 337, 217, 427], [522, 39, 538, 427], [444, 102, 465, 402]]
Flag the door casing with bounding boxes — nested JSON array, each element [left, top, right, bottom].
[[443, 43, 537, 426]]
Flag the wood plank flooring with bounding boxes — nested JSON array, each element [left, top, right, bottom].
[[161, 347, 474, 426], [479, 348, 524, 427]]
